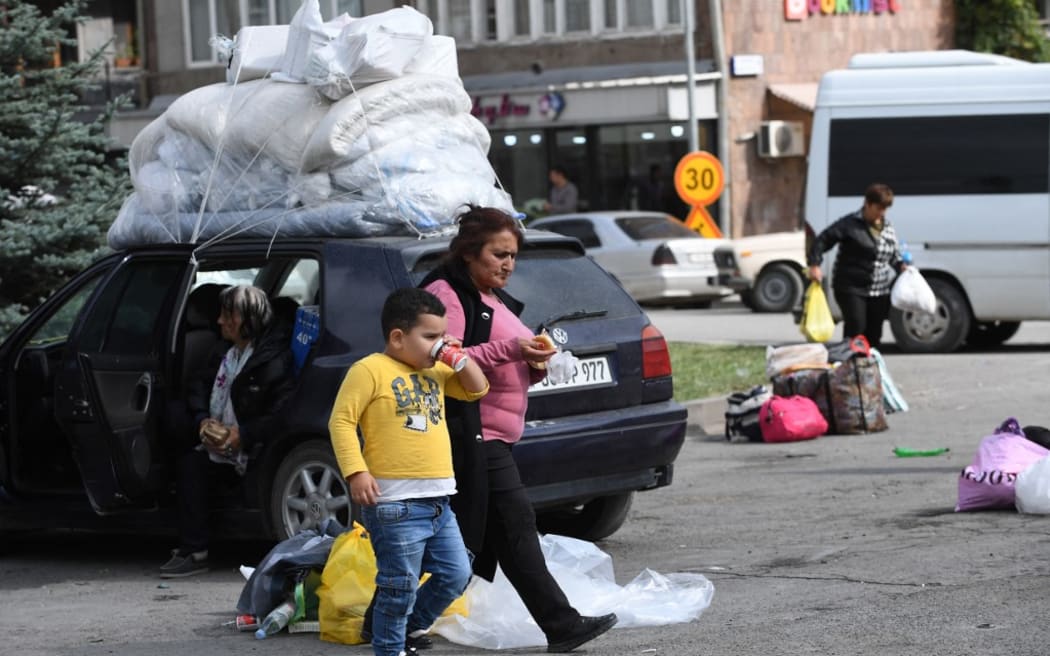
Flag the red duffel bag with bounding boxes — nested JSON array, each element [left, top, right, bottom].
[[759, 395, 828, 443]]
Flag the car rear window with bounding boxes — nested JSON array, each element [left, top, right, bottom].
[[615, 215, 697, 241], [410, 246, 640, 331]]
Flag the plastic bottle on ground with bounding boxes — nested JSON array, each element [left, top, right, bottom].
[[254, 599, 296, 639]]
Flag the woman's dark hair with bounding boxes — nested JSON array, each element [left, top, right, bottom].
[[218, 285, 273, 341], [381, 287, 446, 339], [447, 205, 524, 266], [864, 183, 894, 208]]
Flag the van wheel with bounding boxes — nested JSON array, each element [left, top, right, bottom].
[[751, 264, 804, 313], [966, 321, 1021, 348], [889, 278, 970, 353], [536, 492, 633, 542], [269, 441, 353, 540]]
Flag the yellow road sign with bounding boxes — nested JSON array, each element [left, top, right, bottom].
[[685, 206, 723, 238], [674, 151, 725, 207]]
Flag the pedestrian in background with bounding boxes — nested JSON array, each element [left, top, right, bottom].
[[807, 183, 907, 349], [544, 165, 578, 214]]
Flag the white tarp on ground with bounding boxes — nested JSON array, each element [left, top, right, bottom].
[[432, 534, 715, 650], [107, 2, 511, 249]]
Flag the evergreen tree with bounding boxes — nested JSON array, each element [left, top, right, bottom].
[[956, 0, 1050, 62], [0, 0, 131, 337]]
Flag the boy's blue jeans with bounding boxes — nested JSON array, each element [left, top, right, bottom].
[[361, 496, 472, 656]]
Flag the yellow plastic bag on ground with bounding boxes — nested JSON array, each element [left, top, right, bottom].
[[800, 281, 834, 343], [317, 522, 469, 645]]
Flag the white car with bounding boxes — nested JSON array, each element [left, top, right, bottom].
[[528, 211, 733, 307], [727, 231, 808, 313]]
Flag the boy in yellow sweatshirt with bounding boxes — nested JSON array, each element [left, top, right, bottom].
[[328, 288, 488, 656]]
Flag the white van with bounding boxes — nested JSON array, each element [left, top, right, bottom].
[[804, 50, 1050, 352]]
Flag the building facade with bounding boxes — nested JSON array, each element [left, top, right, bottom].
[[722, 0, 954, 236], [66, 1, 957, 236]]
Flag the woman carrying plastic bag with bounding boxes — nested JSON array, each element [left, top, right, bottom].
[[800, 281, 835, 343]]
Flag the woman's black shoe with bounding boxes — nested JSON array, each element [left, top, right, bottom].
[[546, 613, 618, 653]]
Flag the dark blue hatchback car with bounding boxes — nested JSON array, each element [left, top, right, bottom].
[[0, 231, 686, 542]]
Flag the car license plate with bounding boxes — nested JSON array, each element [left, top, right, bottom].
[[529, 356, 613, 395], [688, 253, 713, 265]]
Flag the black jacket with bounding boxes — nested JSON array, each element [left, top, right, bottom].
[[808, 209, 903, 296], [187, 324, 297, 452], [420, 262, 525, 581]]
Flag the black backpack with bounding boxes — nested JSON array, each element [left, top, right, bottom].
[[725, 385, 772, 442]]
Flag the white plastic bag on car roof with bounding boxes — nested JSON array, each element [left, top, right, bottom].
[[431, 534, 714, 649]]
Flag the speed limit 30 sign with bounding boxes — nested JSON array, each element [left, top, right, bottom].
[[674, 151, 724, 238]]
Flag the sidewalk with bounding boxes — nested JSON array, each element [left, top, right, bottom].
[[683, 395, 726, 436]]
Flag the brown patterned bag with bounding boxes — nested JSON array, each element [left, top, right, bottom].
[[772, 356, 886, 434]]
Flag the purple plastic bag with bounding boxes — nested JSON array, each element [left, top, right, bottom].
[[956, 418, 1050, 512]]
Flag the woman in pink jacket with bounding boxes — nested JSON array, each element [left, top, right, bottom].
[[419, 206, 618, 653]]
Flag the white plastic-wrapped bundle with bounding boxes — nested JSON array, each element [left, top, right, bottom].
[[224, 25, 289, 84], [305, 7, 433, 99], [165, 79, 331, 172], [300, 74, 470, 172], [106, 4, 512, 251]]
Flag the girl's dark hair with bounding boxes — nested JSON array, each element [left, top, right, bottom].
[[448, 205, 524, 265], [218, 285, 273, 340]]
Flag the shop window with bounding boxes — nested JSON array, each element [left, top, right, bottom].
[[828, 115, 1050, 197]]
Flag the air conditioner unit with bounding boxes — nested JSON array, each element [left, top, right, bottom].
[[757, 120, 806, 158]]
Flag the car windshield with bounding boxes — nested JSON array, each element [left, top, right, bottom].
[[615, 215, 698, 241], [410, 246, 639, 332]]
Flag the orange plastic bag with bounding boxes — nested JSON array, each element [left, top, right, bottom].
[[317, 522, 468, 645]]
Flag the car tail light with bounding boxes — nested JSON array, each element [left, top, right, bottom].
[[641, 324, 673, 378], [651, 244, 677, 266]]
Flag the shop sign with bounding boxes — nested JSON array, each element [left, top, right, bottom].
[[471, 94, 531, 125], [785, 0, 900, 20]]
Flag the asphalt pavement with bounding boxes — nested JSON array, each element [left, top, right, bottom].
[[6, 302, 1050, 656]]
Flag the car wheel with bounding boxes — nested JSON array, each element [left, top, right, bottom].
[[889, 278, 971, 353], [751, 264, 804, 313], [536, 492, 633, 542], [269, 441, 353, 540], [966, 321, 1021, 348]]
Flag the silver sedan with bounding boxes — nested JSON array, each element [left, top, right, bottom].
[[528, 210, 733, 307]]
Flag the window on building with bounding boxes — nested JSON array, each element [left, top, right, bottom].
[[449, 0, 473, 41], [565, 0, 590, 32], [425, 0, 675, 43], [626, 2, 654, 28], [603, 0, 617, 29], [666, 0, 681, 24], [186, 0, 362, 65], [828, 114, 1050, 197], [542, 0, 557, 34], [514, 0, 531, 36]]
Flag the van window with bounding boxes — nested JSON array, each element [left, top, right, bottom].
[[828, 114, 1050, 197]]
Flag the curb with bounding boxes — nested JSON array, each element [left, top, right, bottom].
[[683, 395, 727, 436]]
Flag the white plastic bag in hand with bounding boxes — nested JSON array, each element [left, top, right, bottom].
[[891, 267, 937, 315], [546, 350, 580, 385]]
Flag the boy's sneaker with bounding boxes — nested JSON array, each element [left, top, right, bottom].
[[159, 549, 209, 578]]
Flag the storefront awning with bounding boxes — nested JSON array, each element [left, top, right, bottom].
[[463, 60, 718, 94], [767, 82, 819, 112]]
